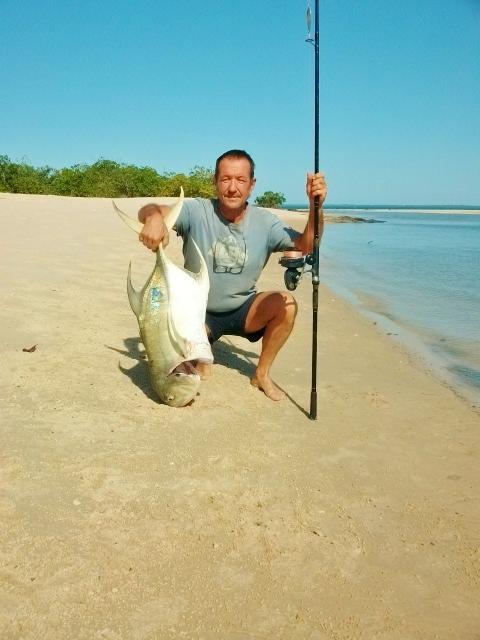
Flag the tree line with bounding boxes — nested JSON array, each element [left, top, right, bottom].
[[0, 155, 286, 207]]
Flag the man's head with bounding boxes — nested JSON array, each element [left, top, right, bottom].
[[214, 149, 255, 180], [214, 149, 256, 217]]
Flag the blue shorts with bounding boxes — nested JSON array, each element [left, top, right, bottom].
[[206, 294, 265, 344]]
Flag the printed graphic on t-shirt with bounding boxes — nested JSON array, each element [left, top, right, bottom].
[[213, 235, 247, 274]]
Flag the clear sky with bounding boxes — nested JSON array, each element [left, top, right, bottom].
[[1, 0, 479, 204]]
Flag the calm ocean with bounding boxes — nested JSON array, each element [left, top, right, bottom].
[[286, 206, 480, 406]]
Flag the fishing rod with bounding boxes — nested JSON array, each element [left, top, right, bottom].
[[308, 0, 320, 420], [279, 0, 320, 420]]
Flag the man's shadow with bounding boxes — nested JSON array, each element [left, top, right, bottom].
[[211, 339, 258, 377], [213, 339, 310, 418]]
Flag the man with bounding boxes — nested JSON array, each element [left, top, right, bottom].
[[137, 149, 327, 401]]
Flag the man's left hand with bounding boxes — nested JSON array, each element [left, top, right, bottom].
[[306, 172, 328, 208]]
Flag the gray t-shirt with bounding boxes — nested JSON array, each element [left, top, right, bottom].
[[175, 198, 300, 312]]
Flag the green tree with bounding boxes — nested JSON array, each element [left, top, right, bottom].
[[0, 155, 54, 194], [255, 191, 286, 208], [49, 164, 86, 196], [159, 172, 189, 197], [0, 155, 12, 191], [80, 159, 123, 197], [116, 164, 163, 197], [0, 155, 218, 198], [186, 166, 215, 198]]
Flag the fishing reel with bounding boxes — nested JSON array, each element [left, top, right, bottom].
[[279, 250, 315, 291]]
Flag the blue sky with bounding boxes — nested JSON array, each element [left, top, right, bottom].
[[1, 0, 479, 204]]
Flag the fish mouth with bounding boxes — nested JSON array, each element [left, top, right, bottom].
[[170, 361, 200, 377]]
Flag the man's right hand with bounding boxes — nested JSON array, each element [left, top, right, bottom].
[[137, 204, 169, 251]]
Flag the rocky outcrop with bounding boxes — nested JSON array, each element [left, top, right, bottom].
[[325, 214, 385, 224]]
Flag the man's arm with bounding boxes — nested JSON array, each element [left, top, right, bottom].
[[292, 172, 328, 255], [137, 204, 170, 251]]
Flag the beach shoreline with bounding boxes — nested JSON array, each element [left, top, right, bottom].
[[1, 193, 479, 639], [4, 192, 479, 215], [284, 206, 480, 215]]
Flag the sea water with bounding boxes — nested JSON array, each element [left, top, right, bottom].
[[290, 207, 480, 406]]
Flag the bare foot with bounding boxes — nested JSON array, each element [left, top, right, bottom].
[[251, 374, 284, 401], [196, 362, 212, 381]]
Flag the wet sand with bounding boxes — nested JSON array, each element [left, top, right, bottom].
[[1, 193, 479, 639]]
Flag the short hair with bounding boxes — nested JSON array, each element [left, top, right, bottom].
[[214, 149, 255, 180]]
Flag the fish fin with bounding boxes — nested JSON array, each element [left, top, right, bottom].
[[157, 244, 193, 359], [155, 244, 166, 268], [190, 238, 210, 298], [127, 260, 142, 318], [113, 188, 183, 234], [113, 201, 143, 234], [163, 187, 185, 230], [166, 308, 190, 359]]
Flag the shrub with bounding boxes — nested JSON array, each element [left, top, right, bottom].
[[255, 191, 286, 208]]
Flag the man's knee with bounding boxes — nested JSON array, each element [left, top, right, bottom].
[[273, 291, 298, 324], [283, 291, 298, 311], [245, 290, 297, 333]]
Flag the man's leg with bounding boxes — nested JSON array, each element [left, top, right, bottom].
[[196, 362, 212, 380], [244, 291, 297, 401], [195, 326, 213, 380]]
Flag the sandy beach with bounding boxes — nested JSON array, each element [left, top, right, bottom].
[[1, 193, 479, 639]]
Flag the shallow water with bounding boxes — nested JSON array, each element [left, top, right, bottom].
[[317, 210, 480, 406]]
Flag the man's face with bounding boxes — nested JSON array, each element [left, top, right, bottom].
[[215, 157, 256, 214]]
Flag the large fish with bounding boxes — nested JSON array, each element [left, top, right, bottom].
[[114, 189, 213, 407]]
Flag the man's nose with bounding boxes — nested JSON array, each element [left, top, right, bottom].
[[226, 180, 238, 192]]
